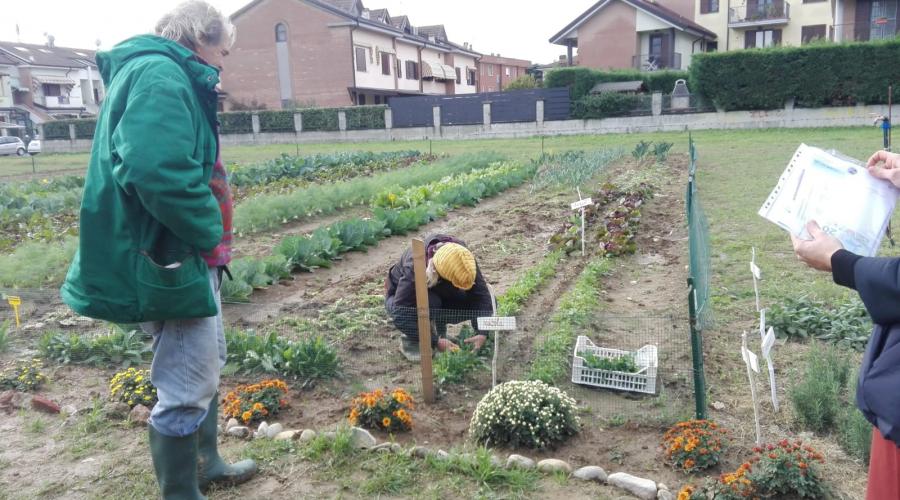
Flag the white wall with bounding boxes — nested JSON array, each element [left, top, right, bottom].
[[0, 69, 12, 108], [674, 31, 698, 69], [396, 41, 420, 93], [352, 29, 397, 91], [453, 53, 478, 94], [636, 10, 671, 32]]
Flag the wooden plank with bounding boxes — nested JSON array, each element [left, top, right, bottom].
[[411, 238, 435, 404]]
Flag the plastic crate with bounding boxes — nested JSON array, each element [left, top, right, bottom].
[[571, 336, 658, 394]]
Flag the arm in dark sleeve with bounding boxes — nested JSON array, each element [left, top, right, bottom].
[[835, 250, 900, 325], [468, 267, 495, 313]]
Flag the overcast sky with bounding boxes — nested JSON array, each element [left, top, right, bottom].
[[0, 0, 588, 64]]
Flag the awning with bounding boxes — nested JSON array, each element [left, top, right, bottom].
[[421, 61, 456, 80], [33, 76, 76, 87]]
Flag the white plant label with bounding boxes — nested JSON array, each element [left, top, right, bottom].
[[751, 248, 762, 312], [759, 308, 766, 339], [477, 316, 517, 331], [570, 198, 593, 211], [750, 262, 761, 281], [742, 343, 760, 373], [742, 331, 763, 445], [761, 327, 776, 358]]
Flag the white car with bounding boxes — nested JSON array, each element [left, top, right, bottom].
[[27, 138, 41, 155], [0, 136, 27, 156]]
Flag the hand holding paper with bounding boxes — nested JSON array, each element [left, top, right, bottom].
[[790, 221, 844, 272]]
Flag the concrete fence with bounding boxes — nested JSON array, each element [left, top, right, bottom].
[[39, 96, 895, 154]]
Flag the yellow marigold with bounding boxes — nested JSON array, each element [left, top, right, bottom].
[[382, 417, 392, 428], [683, 459, 696, 469], [242, 411, 253, 423], [252, 402, 264, 411]]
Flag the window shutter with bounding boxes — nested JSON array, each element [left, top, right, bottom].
[[396, 59, 402, 78], [381, 53, 391, 75], [700, 0, 709, 14], [772, 29, 782, 45], [745, 31, 756, 48], [855, 0, 871, 41]]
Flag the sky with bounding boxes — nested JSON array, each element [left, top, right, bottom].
[[0, 0, 588, 64]]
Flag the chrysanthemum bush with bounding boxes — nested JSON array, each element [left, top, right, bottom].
[[469, 380, 580, 449], [678, 439, 829, 499], [0, 358, 48, 391], [223, 378, 289, 425], [662, 419, 729, 473], [347, 388, 414, 432], [109, 367, 156, 408]]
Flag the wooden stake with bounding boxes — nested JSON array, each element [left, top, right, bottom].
[[577, 187, 586, 257], [742, 332, 763, 445], [411, 238, 435, 404]]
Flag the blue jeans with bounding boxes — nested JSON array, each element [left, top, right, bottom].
[[140, 267, 226, 437]]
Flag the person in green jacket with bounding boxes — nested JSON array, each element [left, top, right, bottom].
[[60, 2, 255, 498]]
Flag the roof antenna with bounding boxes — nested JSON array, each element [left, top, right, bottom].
[[43, 32, 55, 48]]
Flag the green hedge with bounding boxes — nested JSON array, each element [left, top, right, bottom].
[[300, 108, 339, 132], [544, 67, 688, 100], [691, 39, 900, 110], [345, 106, 386, 130], [572, 93, 652, 119], [219, 112, 253, 134], [258, 110, 295, 132], [42, 121, 71, 140]]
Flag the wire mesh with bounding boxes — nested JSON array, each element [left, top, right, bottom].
[[687, 139, 713, 331]]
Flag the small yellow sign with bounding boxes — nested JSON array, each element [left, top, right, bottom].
[[6, 296, 21, 327]]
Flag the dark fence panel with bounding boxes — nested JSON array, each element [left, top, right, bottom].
[[388, 88, 571, 129]]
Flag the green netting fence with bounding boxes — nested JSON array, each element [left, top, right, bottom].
[[686, 135, 710, 419]]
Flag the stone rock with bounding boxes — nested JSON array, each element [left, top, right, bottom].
[[128, 404, 151, 426], [266, 423, 284, 439], [227, 426, 251, 439], [435, 450, 450, 461], [658, 483, 669, 491], [506, 454, 536, 470], [225, 418, 239, 432], [390, 443, 403, 454], [711, 401, 726, 411], [537, 459, 572, 474], [658, 489, 675, 500], [274, 430, 299, 441], [410, 446, 432, 459], [60, 404, 77, 416], [350, 427, 376, 449], [490, 455, 504, 468], [257, 422, 269, 438], [371, 442, 393, 452], [102, 402, 131, 421], [572, 465, 607, 482], [31, 395, 61, 414], [607, 472, 658, 500], [299, 429, 317, 443]]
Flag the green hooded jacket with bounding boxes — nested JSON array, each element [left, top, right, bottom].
[[60, 35, 223, 323]]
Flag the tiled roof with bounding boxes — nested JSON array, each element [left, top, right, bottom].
[[318, 0, 361, 15], [416, 25, 447, 41], [0, 51, 17, 65], [0, 41, 97, 67], [390, 15, 409, 29], [369, 8, 390, 23]]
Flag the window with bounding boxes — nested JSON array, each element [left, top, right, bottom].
[[745, 29, 781, 48], [375, 95, 382, 104], [801, 24, 827, 43], [358, 94, 366, 105], [505, 67, 510, 76], [455, 67, 461, 84], [42, 84, 61, 97], [275, 23, 288, 42], [355, 47, 367, 72], [381, 52, 391, 75], [700, 0, 719, 13], [467, 68, 476, 86], [487, 64, 494, 76], [870, 0, 898, 40], [405, 60, 419, 80], [706, 41, 718, 52]]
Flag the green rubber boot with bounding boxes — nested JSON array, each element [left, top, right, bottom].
[[197, 394, 257, 492], [148, 426, 206, 500]]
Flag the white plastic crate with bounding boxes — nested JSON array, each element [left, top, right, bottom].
[[571, 336, 658, 395]]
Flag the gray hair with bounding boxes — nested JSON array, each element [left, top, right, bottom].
[[155, 1, 235, 50]]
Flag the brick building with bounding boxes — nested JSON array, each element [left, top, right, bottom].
[[226, 0, 486, 109], [477, 54, 532, 93]]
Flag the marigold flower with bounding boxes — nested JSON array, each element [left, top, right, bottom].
[[242, 411, 253, 423], [768, 453, 778, 459], [382, 417, 392, 428]]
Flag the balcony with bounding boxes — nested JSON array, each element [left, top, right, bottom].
[[40, 95, 74, 108], [729, 1, 790, 28], [633, 53, 682, 71], [830, 19, 898, 42]]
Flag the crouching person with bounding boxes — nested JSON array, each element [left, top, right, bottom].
[[385, 234, 494, 361], [60, 2, 255, 498]]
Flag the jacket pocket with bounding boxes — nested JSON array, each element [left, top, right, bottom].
[[134, 250, 218, 321]]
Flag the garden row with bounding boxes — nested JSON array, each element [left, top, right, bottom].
[[222, 159, 535, 301]]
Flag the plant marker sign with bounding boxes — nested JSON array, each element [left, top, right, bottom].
[[751, 247, 762, 312], [761, 326, 779, 411], [478, 316, 518, 387], [741, 331, 763, 446], [5, 295, 21, 328], [571, 187, 592, 257]]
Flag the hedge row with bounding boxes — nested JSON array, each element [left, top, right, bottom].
[[571, 93, 652, 119], [690, 39, 900, 110], [544, 67, 689, 101], [42, 120, 97, 140]]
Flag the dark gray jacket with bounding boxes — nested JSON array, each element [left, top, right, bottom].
[[833, 249, 900, 446]]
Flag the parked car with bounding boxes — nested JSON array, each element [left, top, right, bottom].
[[27, 138, 41, 155], [0, 136, 27, 156]]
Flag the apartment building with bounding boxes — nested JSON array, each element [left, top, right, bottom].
[[0, 41, 103, 134], [477, 54, 532, 93], [227, 0, 483, 109]]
